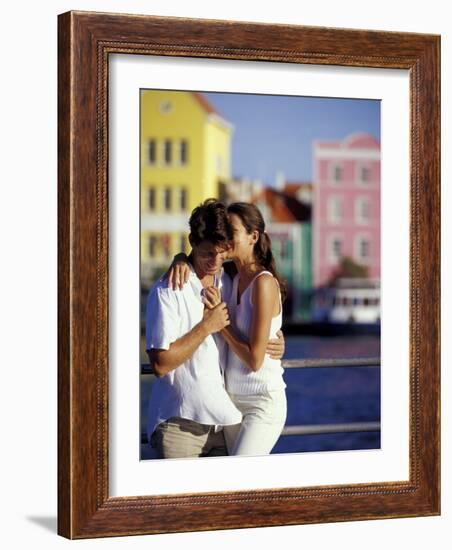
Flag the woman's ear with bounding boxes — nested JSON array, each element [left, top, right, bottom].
[[251, 230, 259, 244]]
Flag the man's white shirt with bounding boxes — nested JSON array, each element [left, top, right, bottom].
[[145, 264, 242, 440]]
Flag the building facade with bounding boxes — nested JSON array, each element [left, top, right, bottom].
[[253, 188, 312, 321], [220, 176, 263, 204], [312, 133, 381, 289], [140, 90, 233, 283]]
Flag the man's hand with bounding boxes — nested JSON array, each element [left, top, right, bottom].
[[202, 302, 230, 334], [266, 329, 285, 360], [202, 286, 222, 310], [161, 253, 191, 290]]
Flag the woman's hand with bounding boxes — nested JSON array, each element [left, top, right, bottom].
[[202, 286, 222, 310], [162, 253, 191, 290], [266, 329, 285, 360]]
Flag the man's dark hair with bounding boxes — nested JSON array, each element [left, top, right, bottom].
[[189, 198, 232, 248]]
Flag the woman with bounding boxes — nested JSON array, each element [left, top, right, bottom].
[[202, 202, 287, 456], [168, 202, 287, 456]]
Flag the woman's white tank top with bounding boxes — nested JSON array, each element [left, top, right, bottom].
[[225, 270, 286, 395]]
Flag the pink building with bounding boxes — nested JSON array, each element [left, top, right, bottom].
[[313, 133, 380, 288]]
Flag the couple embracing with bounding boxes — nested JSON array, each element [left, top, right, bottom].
[[145, 199, 287, 459]]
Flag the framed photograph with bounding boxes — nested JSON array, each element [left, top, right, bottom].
[[58, 11, 440, 538]]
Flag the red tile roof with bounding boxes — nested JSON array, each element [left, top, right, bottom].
[[253, 188, 311, 223], [192, 92, 219, 115], [283, 182, 312, 197]]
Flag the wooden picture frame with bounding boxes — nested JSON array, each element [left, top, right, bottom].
[[58, 10, 440, 538]]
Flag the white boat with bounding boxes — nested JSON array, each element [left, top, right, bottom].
[[313, 278, 380, 324]]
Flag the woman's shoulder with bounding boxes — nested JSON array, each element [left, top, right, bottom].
[[254, 270, 275, 282], [252, 271, 279, 294], [250, 272, 280, 312]]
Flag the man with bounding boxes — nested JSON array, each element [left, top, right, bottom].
[[146, 199, 284, 459]]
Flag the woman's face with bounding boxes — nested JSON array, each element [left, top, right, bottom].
[[228, 213, 257, 260]]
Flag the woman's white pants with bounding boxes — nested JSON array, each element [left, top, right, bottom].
[[223, 389, 287, 456]]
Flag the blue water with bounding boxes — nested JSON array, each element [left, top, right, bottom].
[[140, 334, 380, 458], [273, 335, 380, 454]]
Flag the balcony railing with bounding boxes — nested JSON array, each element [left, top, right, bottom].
[[140, 357, 380, 445]]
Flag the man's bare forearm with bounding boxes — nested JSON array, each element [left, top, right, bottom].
[[148, 321, 209, 377], [148, 302, 229, 376]]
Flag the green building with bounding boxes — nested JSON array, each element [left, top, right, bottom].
[[254, 187, 312, 322]]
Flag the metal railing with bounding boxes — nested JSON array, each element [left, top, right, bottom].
[[140, 357, 380, 443], [141, 356, 379, 376]]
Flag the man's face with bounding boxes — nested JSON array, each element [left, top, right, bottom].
[[191, 241, 230, 277]]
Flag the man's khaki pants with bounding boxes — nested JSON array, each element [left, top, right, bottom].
[[151, 417, 229, 459]]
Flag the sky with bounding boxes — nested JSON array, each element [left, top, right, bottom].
[[205, 92, 380, 186]]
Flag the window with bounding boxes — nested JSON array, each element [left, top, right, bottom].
[[333, 164, 343, 183], [279, 239, 286, 260], [161, 234, 171, 257], [355, 236, 370, 262], [328, 196, 343, 224], [160, 100, 173, 113], [179, 188, 187, 211], [360, 238, 370, 259], [148, 235, 157, 258], [148, 187, 156, 211], [360, 166, 370, 182], [163, 139, 172, 164], [180, 140, 188, 164], [148, 140, 156, 164], [329, 237, 342, 262], [180, 234, 187, 254], [355, 197, 370, 224], [164, 188, 172, 211], [333, 239, 342, 258]]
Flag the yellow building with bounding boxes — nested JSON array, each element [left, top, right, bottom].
[[140, 90, 233, 283]]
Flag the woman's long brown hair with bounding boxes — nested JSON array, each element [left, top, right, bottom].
[[227, 202, 287, 302]]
